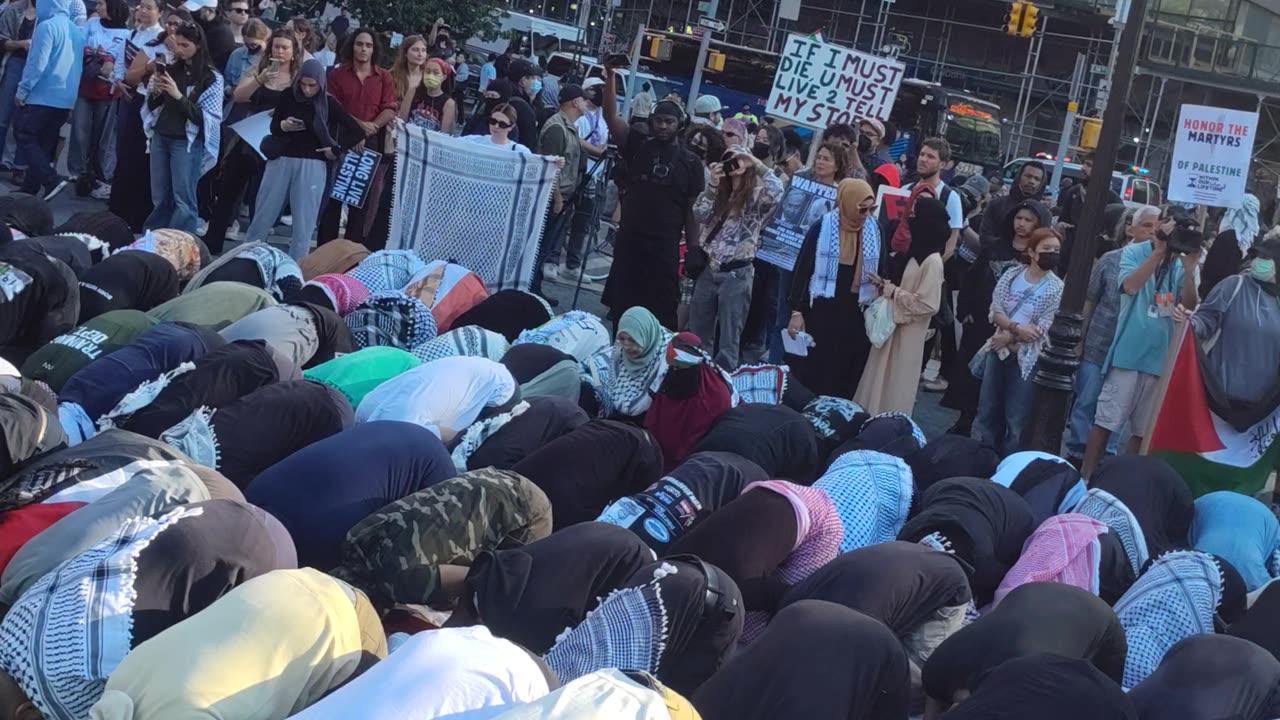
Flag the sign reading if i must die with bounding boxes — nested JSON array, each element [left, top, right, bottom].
[[1168, 104, 1258, 209], [766, 33, 905, 129]]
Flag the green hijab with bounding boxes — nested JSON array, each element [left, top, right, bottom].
[[617, 306, 664, 370], [145, 282, 276, 330], [302, 347, 421, 409]]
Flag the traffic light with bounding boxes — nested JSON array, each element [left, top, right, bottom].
[[1006, 1, 1025, 36], [1020, 2, 1040, 37]]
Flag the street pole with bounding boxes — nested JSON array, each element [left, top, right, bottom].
[[1022, 0, 1150, 454], [687, 0, 720, 110]]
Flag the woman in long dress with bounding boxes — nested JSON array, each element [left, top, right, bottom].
[[853, 196, 946, 415], [787, 179, 881, 399]]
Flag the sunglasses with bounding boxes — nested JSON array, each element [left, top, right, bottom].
[[489, 117, 513, 129]]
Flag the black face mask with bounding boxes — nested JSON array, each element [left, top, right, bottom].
[[751, 141, 771, 160], [857, 134, 872, 153], [1036, 252, 1060, 271]]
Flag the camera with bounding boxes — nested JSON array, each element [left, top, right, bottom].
[[1159, 213, 1204, 255]]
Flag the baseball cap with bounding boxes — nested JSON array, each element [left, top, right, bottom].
[[557, 84, 584, 105], [181, 0, 216, 11], [693, 94, 725, 114]]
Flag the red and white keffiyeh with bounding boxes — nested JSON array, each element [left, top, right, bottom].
[[991, 513, 1108, 607]]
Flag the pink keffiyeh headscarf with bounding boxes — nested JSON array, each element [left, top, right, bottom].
[[307, 274, 371, 316], [991, 513, 1109, 607], [739, 479, 843, 643]]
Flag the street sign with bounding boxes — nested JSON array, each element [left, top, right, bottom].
[[698, 16, 726, 32]]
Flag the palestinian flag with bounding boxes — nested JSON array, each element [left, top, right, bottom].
[[1148, 323, 1280, 497]]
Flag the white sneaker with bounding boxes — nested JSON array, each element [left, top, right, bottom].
[[90, 181, 111, 201], [280, 214, 293, 227], [542, 262, 560, 280]]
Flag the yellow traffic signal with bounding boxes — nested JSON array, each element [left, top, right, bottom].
[[1006, 1, 1025, 36], [1020, 2, 1040, 37]]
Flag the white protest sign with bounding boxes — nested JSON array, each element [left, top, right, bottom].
[[766, 33, 905, 129], [1168, 104, 1258, 209]]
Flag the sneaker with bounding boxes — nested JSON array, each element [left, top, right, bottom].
[[280, 214, 293, 227], [922, 377, 949, 393], [42, 177, 70, 201], [542, 262, 560, 280], [90, 182, 112, 201]]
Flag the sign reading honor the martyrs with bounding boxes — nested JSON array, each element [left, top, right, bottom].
[[766, 33, 905, 130], [330, 148, 383, 209], [757, 174, 838, 270], [1168, 104, 1258, 209]]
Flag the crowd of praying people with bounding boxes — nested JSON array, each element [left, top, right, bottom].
[[0, 208, 1279, 719]]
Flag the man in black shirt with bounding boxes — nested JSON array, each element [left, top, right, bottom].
[[600, 63, 703, 329]]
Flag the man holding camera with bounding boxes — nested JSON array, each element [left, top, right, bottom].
[[1081, 212, 1202, 476]]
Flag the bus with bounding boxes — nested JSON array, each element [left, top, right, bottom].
[[890, 79, 1005, 178]]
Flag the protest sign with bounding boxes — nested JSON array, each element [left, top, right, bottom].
[[757, 174, 838, 270], [330, 148, 383, 209], [1168, 104, 1258, 209], [766, 33, 905, 129]]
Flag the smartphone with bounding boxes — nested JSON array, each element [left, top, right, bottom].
[[603, 53, 628, 69]]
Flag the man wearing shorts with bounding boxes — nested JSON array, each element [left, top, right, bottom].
[[1081, 214, 1201, 477]]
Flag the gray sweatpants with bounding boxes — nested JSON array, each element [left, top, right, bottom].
[[689, 262, 754, 370], [245, 156, 328, 259]]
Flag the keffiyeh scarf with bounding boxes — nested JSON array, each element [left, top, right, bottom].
[[602, 331, 673, 418], [305, 274, 371, 316], [811, 209, 880, 301], [346, 250, 428, 294], [386, 125, 560, 291], [1114, 550, 1223, 690], [1073, 488, 1149, 577], [159, 406, 220, 469], [514, 310, 612, 362], [991, 514, 1108, 607], [543, 567, 669, 683], [0, 504, 200, 720], [815, 449, 914, 553], [345, 291, 438, 350], [412, 325, 510, 364]]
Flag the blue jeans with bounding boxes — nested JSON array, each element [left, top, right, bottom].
[[1065, 359, 1121, 458], [145, 134, 202, 233], [976, 351, 1036, 457], [0, 56, 26, 167], [15, 104, 69, 194]]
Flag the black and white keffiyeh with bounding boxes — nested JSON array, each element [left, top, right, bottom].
[[0, 505, 201, 720]]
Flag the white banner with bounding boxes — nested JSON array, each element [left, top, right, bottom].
[[766, 33, 905, 129], [1167, 104, 1258, 209]]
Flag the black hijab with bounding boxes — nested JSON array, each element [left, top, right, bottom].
[[1090, 455, 1194, 560], [295, 301, 354, 368], [209, 380, 353, 488], [691, 404, 820, 483], [692, 600, 910, 720], [451, 290, 553, 342], [118, 339, 286, 439], [0, 243, 80, 366], [905, 435, 1000, 493], [664, 484, 798, 614], [923, 583, 1128, 704], [1128, 634, 1280, 720], [896, 477, 1036, 607], [455, 521, 654, 653], [77, 250, 180, 323], [1229, 581, 1280, 662], [466, 396, 589, 471], [0, 392, 66, 480], [939, 655, 1136, 720], [511, 419, 663, 529], [129, 498, 290, 646], [779, 541, 972, 637]]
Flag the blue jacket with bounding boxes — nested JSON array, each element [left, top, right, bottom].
[[17, 0, 83, 110]]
